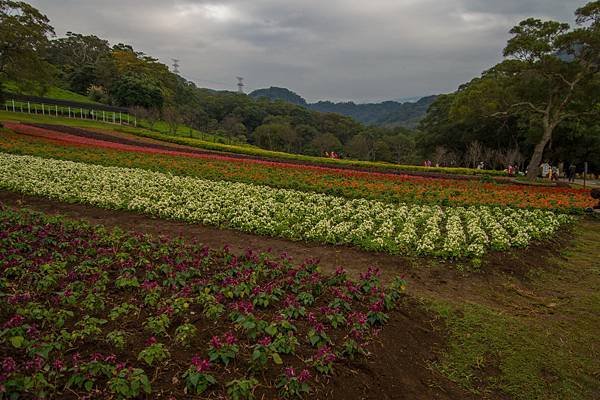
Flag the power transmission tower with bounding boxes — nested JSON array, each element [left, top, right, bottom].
[[236, 77, 244, 93], [172, 59, 180, 74]]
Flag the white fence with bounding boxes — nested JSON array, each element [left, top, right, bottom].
[[3, 99, 136, 126]]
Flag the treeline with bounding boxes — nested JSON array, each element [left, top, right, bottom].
[[418, 92, 599, 172]]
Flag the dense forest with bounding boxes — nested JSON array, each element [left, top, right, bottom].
[[249, 86, 436, 128], [1, 1, 598, 173]]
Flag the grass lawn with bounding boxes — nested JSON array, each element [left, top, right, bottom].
[[428, 218, 600, 400], [3, 81, 100, 104]]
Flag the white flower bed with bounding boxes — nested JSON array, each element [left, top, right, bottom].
[[0, 153, 571, 257]]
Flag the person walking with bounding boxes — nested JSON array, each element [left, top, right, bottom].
[[541, 161, 550, 178], [568, 163, 577, 183], [551, 166, 559, 181]]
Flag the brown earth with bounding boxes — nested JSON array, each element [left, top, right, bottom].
[[0, 190, 565, 305], [0, 190, 511, 400]]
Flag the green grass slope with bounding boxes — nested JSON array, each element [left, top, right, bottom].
[[3, 82, 100, 104]]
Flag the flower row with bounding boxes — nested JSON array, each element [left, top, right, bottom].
[[0, 208, 403, 399], [2, 124, 593, 211], [0, 153, 571, 257]]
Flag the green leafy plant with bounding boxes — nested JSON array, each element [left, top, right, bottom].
[[276, 367, 311, 398], [108, 303, 139, 320], [144, 314, 170, 336], [250, 336, 283, 370], [208, 333, 239, 366], [137, 340, 170, 366], [108, 368, 151, 399], [174, 323, 197, 346], [182, 356, 216, 395], [106, 330, 127, 349], [226, 378, 259, 400]]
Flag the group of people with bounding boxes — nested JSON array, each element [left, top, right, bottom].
[[540, 161, 578, 182], [324, 151, 340, 159], [506, 164, 520, 176]]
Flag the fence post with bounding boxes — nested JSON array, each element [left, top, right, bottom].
[[42, 103, 45, 115], [55, 105, 58, 116], [113, 112, 115, 124], [119, 112, 122, 124], [12, 99, 15, 112], [28, 102, 31, 114], [68, 106, 71, 118], [103, 111, 105, 122]]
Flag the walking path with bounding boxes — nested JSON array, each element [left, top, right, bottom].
[[572, 178, 600, 189]]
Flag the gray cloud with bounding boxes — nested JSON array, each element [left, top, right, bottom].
[[29, 0, 585, 102]]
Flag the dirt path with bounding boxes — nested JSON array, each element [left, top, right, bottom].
[[0, 190, 564, 305]]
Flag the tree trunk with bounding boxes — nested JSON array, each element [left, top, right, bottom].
[[525, 122, 555, 180]]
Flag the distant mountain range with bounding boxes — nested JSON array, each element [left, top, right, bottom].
[[249, 87, 437, 128]]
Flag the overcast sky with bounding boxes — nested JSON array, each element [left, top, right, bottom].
[[29, 0, 585, 103]]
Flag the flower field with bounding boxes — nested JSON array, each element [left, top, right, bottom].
[[0, 207, 406, 399], [0, 153, 571, 257], [0, 124, 593, 211]]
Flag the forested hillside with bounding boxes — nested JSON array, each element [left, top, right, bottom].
[[249, 86, 436, 128]]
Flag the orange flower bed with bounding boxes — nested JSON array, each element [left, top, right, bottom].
[[0, 123, 593, 212]]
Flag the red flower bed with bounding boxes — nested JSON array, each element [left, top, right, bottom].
[[0, 207, 406, 399], [2, 122, 593, 211]]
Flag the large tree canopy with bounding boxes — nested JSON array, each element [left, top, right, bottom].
[[47, 32, 115, 93], [443, 2, 600, 178], [0, 0, 55, 94]]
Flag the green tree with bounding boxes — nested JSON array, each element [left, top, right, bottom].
[[450, 2, 600, 179], [48, 32, 115, 93], [0, 1, 55, 92], [162, 106, 181, 134], [111, 73, 164, 108], [310, 132, 342, 156], [384, 132, 415, 164], [254, 122, 298, 152], [344, 134, 371, 160], [221, 115, 247, 143]]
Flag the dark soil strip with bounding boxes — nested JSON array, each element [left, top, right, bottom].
[[24, 122, 511, 183], [0, 190, 564, 300]]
